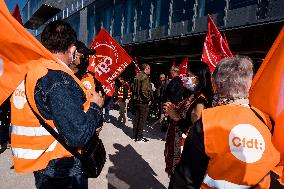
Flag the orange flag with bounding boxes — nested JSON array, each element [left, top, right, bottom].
[[0, 0, 55, 105], [249, 27, 284, 152]]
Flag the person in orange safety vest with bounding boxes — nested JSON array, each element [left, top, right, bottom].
[[169, 56, 280, 189], [117, 77, 131, 123], [10, 21, 104, 189]]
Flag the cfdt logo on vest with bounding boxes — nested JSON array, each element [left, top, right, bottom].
[[13, 80, 27, 110], [229, 124, 265, 163], [83, 80, 92, 90]]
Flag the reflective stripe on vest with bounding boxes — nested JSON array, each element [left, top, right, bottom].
[[12, 140, 57, 159], [118, 83, 131, 99], [203, 174, 250, 189], [12, 125, 58, 136]]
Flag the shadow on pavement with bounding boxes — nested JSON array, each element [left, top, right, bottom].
[[109, 113, 166, 141], [109, 115, 133, 139], [107, 143, 166, 189], [0, 148, 6, 154]]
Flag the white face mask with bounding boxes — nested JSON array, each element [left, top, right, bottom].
[[182, 77, 196, 91]]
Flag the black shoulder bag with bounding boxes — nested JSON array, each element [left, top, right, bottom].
[[28, 101, 106, 178]]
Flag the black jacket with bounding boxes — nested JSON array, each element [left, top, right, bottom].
[[164, 76, 184, 104]]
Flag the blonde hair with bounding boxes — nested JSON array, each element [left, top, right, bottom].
[[170, 66, 180, 73]]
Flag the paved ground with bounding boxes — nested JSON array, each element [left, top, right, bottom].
[[0, 110, 169, 189]]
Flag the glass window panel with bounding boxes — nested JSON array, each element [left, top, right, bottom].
[[173, 0, 185, 23], [137, 0, 151, 31], [184, 0, 195, 21], [229, 0, 258, 9], [160, 0, 170, 26], [152, 0, 162, 27], [113, 0, 124, 36], [124, 0, 135, 33], [102, 6, 113, 32], [65, 12, 80, 38], [205, 0, 226, 15], [87, 4, 95, 45]]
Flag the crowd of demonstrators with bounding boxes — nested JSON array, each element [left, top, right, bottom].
[[163, 61, 213, 177], [2, 15, 282, 189], [168, 56, 280, 189], [132, 63, 153, 142], [117, 77, 131, 124], [10, 20, 104, 189]]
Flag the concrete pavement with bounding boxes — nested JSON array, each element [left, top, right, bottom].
[[0, 110, 169, 189]]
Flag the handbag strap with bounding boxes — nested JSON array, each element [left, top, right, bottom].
[[249, 105, 274, 134]]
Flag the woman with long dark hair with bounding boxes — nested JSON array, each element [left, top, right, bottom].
[[163, 61, 213, 177]]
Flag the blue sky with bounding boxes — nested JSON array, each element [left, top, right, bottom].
[[4, 0, 26, 13]]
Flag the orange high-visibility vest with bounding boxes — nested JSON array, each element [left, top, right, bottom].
[[10, 58, 90, 173], [201, 104, 280, 189], [117, 82, 131, 101]]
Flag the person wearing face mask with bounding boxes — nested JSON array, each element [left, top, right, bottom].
[[169, 56, 280, 189], [163, 61, 213, 177], [10, 21, 104, 189]]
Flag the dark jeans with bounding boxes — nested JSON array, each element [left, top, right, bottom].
[[103, 97, 113, 121], [133, 103, 149, 140], [0, 120, 10, 146], [118, 101, 126, 123], [34, 172, 88, 189], [33, 157, 87, 189]]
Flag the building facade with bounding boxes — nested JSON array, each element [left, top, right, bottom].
[[23, 0, 284, 77]]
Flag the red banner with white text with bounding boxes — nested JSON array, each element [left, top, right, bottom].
[[179, 57, 188, 77], [201, 15, 233, 73], [88, 28, 133, 96]]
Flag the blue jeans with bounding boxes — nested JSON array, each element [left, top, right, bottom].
[[33, 157, 87, 189], [34, 171, 88, 189]]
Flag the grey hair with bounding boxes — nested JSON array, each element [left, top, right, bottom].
[[212, 56, 253, 99], [170, 66, 180, 73]]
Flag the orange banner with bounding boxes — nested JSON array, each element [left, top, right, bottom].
[[0, 0, 55, 105], [249, 27, 284, 152]]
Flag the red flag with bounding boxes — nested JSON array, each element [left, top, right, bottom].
[[88, 28, 132, 96], [0, 0, 55, 105], [134, 57, 140, 75], [179, 56, 188, 76], [249, 27, 284, 153], [223, 32, 229, 45], [201, 15, 233, 73], [12, 4, 22, 25]]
